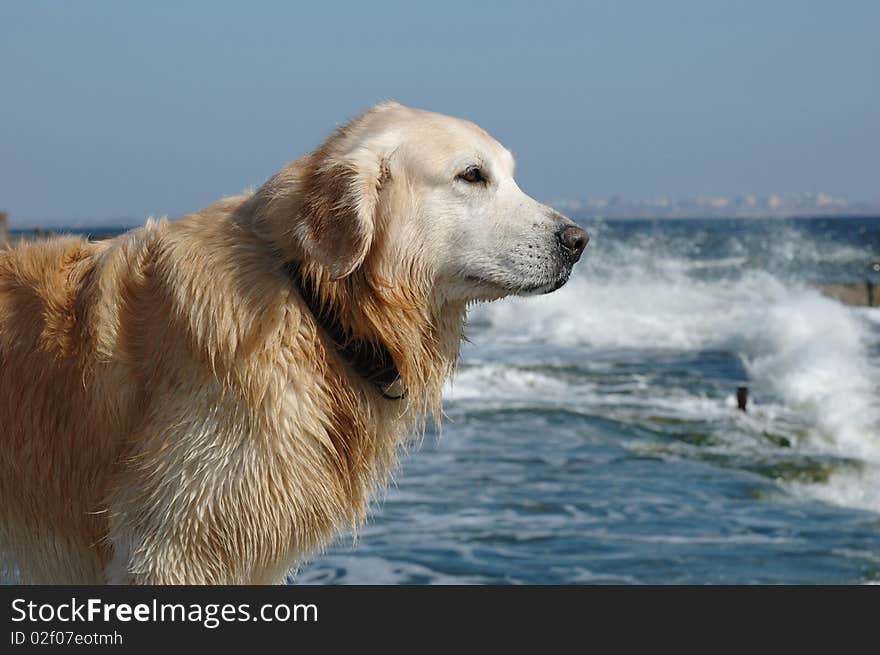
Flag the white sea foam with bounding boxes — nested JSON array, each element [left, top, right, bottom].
[[788, 466, 880, 515], [461, 228, 880, 513], [445, 364, 583, 402]]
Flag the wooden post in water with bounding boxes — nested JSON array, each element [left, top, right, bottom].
[[0, 210, 8, 248], [736, 386, 748, 412]]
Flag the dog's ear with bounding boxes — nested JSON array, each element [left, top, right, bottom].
[[297, 146, 387, 280]]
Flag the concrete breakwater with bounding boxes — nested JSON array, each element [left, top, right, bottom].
[[815, 282, 877, 307], [0, 210, 8, 248]]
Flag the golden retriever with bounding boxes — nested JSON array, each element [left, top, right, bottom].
[[0, 102, 588, 584]]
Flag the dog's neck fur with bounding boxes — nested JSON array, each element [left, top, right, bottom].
[[283, 260, 405, 400], [280, 255, 466, 426]]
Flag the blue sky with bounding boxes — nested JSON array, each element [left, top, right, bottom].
[[1, 1, 877, 224]]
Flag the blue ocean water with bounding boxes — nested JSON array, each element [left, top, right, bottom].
[[15, 217, 880, 584]]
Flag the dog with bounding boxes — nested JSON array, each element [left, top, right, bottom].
[[0, 103, 588, 583]]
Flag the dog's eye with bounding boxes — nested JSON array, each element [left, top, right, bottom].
[[457, 166, 485, 184]]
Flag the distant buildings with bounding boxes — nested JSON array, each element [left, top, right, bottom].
[[552, 192, 877, 219]]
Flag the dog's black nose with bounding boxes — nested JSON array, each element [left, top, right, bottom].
[[558, 225, 589, 262]]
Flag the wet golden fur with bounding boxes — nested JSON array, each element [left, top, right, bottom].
[[0, 104, 466, 583]]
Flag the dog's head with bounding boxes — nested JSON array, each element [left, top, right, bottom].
[[263, 102, 588, 302]]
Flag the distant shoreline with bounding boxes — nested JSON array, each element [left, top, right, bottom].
[[570, 213, 880, 222], [6, 214, 880, 232]]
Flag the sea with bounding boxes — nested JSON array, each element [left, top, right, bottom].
[[16, 216, 880, 584]]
